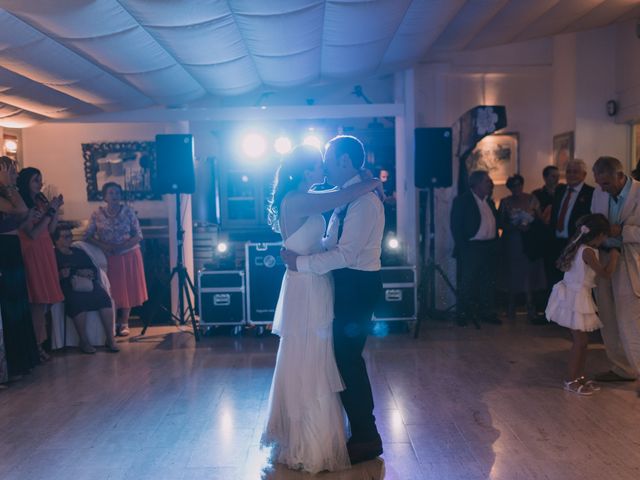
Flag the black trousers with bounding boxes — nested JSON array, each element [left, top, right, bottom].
[[332, 268, 383, 444], [456, 239, 497, 322]]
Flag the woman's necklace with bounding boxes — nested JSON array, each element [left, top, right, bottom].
[[105, 204, 122, 218]]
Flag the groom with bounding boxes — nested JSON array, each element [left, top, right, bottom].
[[281, 135, 385, 464]]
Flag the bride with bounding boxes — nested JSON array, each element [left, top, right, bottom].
[[260, 144, 382, 473]]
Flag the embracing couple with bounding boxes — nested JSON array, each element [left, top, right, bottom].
[[260, 136, 385, 473]]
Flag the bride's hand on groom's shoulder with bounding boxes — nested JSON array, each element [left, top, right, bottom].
[[281, 247, 299, 271]]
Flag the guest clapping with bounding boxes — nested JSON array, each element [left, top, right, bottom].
[[17, 167, 64, 362], [84, 183, 147, 337], [53, 225, 119, 354]]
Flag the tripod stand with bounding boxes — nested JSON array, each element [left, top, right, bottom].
[[414, 184, 460, 338], [140, 193, 200, 341]]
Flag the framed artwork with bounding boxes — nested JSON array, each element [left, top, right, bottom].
[[82, 141, 160, 201], [552, 131, 574, 174], [467, 132, 519, 185]]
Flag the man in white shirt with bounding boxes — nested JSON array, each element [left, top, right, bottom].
[[281, 135, 384, 464], [450, 170, 499, 326]]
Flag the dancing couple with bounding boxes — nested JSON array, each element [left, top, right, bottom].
[[261, 136, 385, 473]]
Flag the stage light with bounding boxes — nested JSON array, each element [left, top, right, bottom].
[[216, 242, 228, 254], [241, 175, 249, 183], [303, 134, 322, 150], [242, 133, 267, 159], [274, 136, 292, 155], [387, 237, 400, 250]]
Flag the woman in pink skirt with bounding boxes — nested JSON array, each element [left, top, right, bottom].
[[84, 182, 147, 336], [17, 167, 65, 361]]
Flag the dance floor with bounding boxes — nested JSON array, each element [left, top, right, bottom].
[[1, 321, 639, 480]]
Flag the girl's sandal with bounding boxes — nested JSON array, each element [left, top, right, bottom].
[[563, 378, 595, 396], [580, 377, 601, 391]]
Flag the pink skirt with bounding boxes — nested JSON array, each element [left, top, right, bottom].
[[19, 229, 64, 304], [107, 247, 148, 309]]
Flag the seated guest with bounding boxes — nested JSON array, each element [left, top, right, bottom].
[[84, 182, 148, 337], [0, 156, 39, 381], [532, 165, 561, 225], [450, 170, 500, 325], [53, 224, 119, 353], [548, 159, 594, 287], [498, 175, 546, 322], [17, 167, 65, 362]]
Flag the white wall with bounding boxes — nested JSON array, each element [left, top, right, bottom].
[[616, 19, 640, 125], [21, 122, 176, 221]]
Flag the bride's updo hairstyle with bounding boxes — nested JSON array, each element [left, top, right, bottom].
[[267, 144, 323, 233]]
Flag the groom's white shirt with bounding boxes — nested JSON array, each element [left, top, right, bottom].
[[296, 174, 384, 275]]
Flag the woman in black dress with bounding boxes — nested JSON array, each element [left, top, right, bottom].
[[53, 224, 119, 354]]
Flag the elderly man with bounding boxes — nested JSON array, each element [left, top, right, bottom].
[[547, 159, 594, 286], [450, 170, 499, 326], [591, 156, 640, 383]]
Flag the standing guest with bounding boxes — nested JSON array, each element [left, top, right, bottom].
[[84, 182, 147, 337], [498, 175, 546, 321], [53, 224, 119, 353], [450, 170, 500, 326], [532, 165, 561, 225], [0, 157, 39, 381], [546, 214, 619, 395], [17, 167, 65, 362], [548, 159, 594, 287], [591, 156, 640, 384]]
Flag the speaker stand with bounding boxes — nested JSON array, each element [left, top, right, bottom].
[[140, 193, 200, 341], [414, 185, 470, 339]]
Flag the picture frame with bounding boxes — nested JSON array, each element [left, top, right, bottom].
[[552, 131, 574, 175], [467, 132, 519, 186], [82, 141, 160, 201]]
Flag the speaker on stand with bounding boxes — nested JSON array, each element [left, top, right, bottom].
[[143, 134, 199, 340], [413, 128, 459, 338]]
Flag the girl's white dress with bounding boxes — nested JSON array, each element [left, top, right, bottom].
[[546, 245, 603, 332], [261, 215, 350, 474]]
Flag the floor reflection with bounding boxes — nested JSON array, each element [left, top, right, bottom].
[[256, 459, 385, 480]]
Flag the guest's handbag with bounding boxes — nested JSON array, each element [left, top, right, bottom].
[[70, 274, 94, 293]]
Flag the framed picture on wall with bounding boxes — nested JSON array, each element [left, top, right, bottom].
[[82, 141, 160, 201], [466, 132, 519, 186], [552, 131, 574, 175]]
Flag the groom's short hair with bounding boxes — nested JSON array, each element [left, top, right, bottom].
[[593, 156, 623, 176], [326, 135, 365, 169]]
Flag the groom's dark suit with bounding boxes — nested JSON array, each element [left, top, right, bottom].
[[296, 176, 385, 457]]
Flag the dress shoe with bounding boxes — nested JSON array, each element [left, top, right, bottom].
[[347, 441, 383, 465], [593, 370, 636, 382]]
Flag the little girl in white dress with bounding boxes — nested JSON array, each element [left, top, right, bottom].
[[546, 214, 619, 396]]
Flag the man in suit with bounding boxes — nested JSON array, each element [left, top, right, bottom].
[[547, 159, 594, 286], [450, 170, 499, 326], [591, 156, 640, 383]]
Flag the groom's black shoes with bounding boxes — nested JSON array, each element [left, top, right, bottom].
[[347, 440, 383, 465]]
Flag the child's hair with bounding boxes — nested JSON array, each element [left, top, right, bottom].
[[556, 213, 610, 272]]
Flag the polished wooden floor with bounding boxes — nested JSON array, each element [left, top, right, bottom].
[[1, 320, 639, 480]]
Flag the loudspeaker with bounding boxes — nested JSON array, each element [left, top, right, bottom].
[[154, 134, 195, 194], [414, 128, 452, 188]]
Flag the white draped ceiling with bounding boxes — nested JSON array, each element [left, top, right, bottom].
[[0, 0, 638, 127]]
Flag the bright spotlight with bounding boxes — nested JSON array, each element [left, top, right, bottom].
[[242, 133, 267, 159], [303, 135, 322, 150], [216, 242, 229, 254], [274, 136, 292, 155], [387, 237, 400, 250], [241, 175, 249, 183]]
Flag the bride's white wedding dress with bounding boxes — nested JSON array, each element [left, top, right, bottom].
[[261, 214, 350, 473]]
